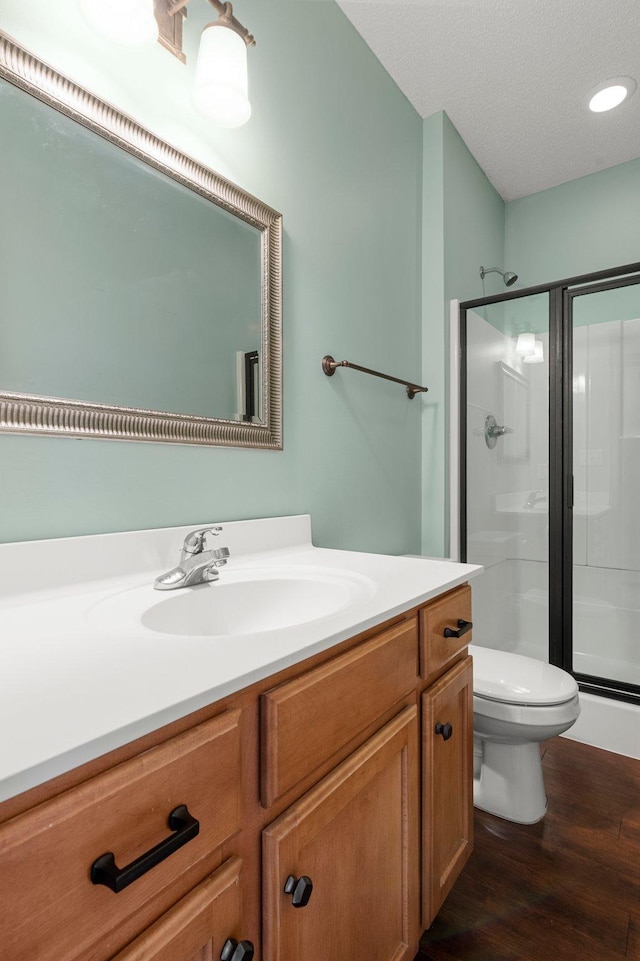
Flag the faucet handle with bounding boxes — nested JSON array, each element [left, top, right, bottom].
[[182, 526, 223, 554]]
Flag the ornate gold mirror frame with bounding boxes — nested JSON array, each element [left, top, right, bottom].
[[0, 32, 283, 449]]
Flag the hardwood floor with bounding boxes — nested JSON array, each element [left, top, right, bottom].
[[417, 736, 640, 961]]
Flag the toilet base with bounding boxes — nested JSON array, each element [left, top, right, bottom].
[[473, 736, 547, 824]]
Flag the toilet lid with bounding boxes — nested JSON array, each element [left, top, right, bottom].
[[471, 645, 579, 706]]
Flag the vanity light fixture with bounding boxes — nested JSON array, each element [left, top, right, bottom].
[[193, 8, 253, 125], [160, 0, 255, 127], [80, 0, 255, 127], [586, 77, 636, 113]]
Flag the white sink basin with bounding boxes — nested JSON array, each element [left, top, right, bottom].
[[88, 567, 376, 637]]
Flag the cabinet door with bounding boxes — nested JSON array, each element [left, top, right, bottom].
[[112, 857, 251, 961], [263, 707, 418, 961], [422, 656, 473, 928]]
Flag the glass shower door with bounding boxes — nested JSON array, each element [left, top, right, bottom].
[[464, 293, 550, 659], [570, 276, 640, 688]]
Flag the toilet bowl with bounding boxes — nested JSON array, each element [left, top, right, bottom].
[[471, 644, 580, 824]]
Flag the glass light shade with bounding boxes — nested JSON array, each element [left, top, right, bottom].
[[80, 0, 157, 46], [523, 339, 544, 364], [193, 23, 252, 128], [515, 332, 536, 356]]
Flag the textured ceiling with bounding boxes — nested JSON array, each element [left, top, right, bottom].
[[335, 0, 640, 200]]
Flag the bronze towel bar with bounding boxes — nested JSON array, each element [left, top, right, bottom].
[[322, 355, 428, 399]]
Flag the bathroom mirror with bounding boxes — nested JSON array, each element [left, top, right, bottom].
[[0, 33, 282, 449]]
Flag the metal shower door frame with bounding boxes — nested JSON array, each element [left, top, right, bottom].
[[459, 260, 640, 705]]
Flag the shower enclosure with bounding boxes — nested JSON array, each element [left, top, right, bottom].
[[459, 262, 640, 704]]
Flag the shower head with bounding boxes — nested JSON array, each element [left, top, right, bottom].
[[479, 266, 518, 287]]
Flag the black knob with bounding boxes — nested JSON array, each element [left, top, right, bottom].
[[220, 939, 254, 961], [284, 874, 313, 907], [435, 722, 453, 740]]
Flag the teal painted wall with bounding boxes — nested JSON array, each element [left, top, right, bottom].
[[442, 116, 506, 306], [0, 0, 423, 552], [421, 112, 505, 556], [506, 158, 640, 286]]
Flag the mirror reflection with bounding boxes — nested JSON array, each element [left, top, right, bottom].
[[0, 33, 282, 449], [1, 81, 261, 422]]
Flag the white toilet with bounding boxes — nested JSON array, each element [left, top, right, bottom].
[[471, 644, 580, 824]]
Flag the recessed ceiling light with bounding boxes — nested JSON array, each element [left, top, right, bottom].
[[586, 77, 636, 113]]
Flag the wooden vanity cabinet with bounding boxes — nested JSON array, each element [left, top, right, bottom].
[[0, 584, 474, 961]]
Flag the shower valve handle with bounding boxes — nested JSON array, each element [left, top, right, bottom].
[[483, 414, 513, 448], [488, 423, 513, 439]]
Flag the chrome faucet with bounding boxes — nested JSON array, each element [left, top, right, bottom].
[[154, 527, 230, 591], [523, 490, 547, 509]]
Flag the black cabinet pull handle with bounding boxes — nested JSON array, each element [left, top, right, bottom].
[[443, 618, 472, 639], [284, 874, 313, 907], [90, 804, 199, 893], [435, 722, 453, 740], [221, 939, 255, 961]]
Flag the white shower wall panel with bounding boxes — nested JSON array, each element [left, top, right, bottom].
[[574, 317, 640, 574], [471, 558, 640, 686], [466, 309, 549, 569], [469, 558, 548, 661], [573, 564, 640, 686]]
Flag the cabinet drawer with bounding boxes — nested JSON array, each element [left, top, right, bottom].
[[261, 617, 418, 807], [420, 585, 472, 684], [0, 710, 241, 961], [112, 857, 245, 961]]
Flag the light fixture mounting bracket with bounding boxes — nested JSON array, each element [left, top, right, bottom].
[[154, 0, 187, 62]]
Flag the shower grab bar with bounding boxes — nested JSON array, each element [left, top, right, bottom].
[[322, 355, 428, 399]]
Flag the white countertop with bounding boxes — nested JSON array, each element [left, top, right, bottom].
[[0, 515, 481, 802]]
